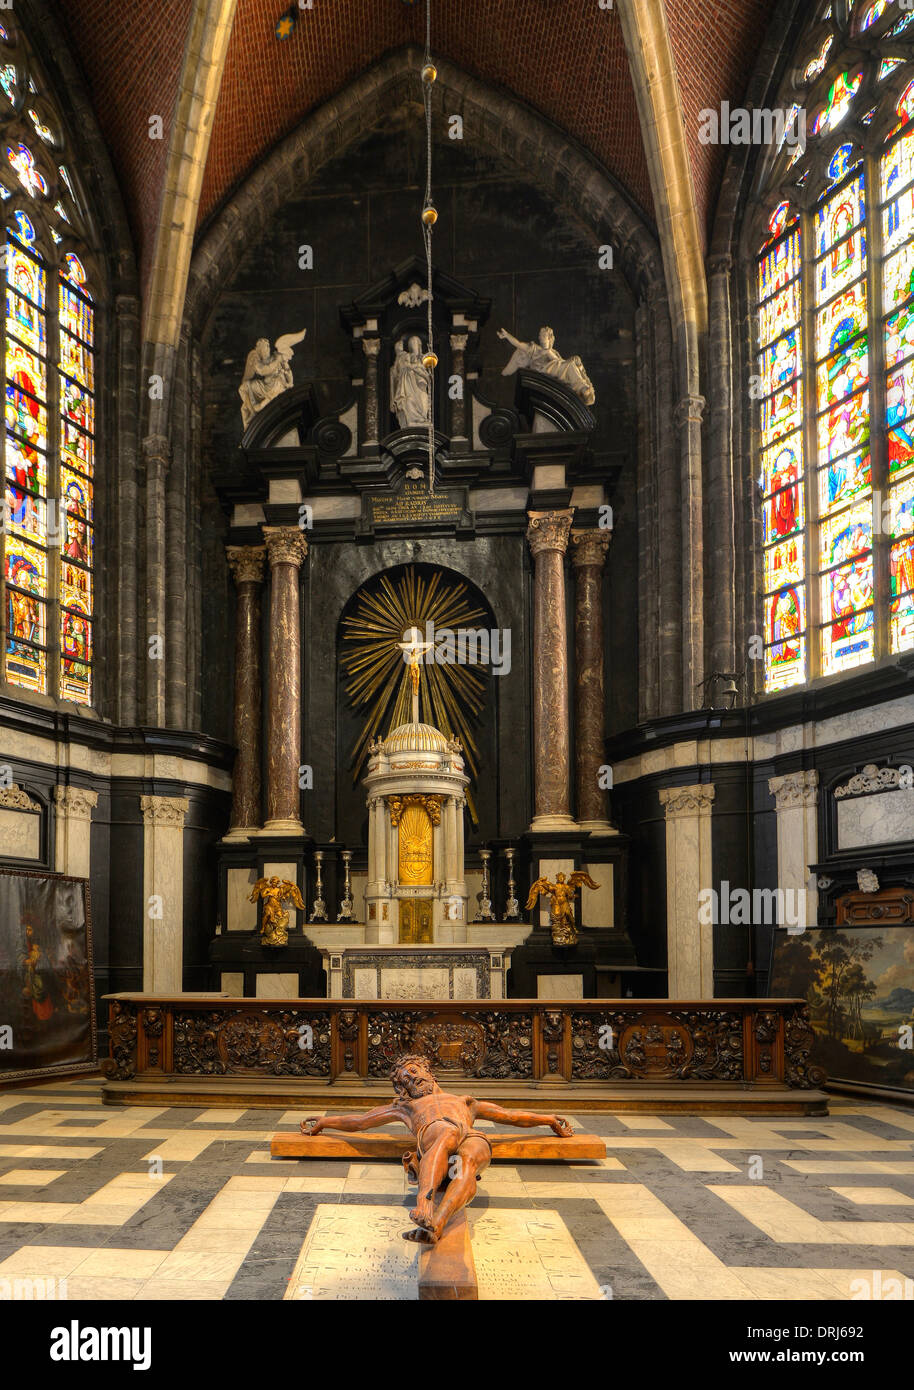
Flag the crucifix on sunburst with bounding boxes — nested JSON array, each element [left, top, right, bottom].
[[396, 625, 434, 723]]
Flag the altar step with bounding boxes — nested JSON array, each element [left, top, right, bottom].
[[101, 1076, 828, 1115]]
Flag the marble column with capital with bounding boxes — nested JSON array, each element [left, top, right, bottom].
[[659, 783, 716, 997], [526, 509, 576, 831], [225, 545, 266, 838], [263, 527, 307, 834], [141, 794, 189, 993], [362, 337, 381, 446], [449, 333, 468, 439], [768, 770, 819, 930], [53, 785, 98, 877], [571, 529, 614, 832]]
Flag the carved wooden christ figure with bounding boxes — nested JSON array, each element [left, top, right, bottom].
[[301, 1053, 573, 1244]]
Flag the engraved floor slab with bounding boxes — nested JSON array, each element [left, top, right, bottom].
[[467, 1208, 602, 1300], [285, 1204, 419, 1300]]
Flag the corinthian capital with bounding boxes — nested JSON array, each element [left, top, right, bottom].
[[768, 770, 818, 809], [226, 545, 266, 586], [571, 529, 611, 569], [263, 527, 308, 569], [526, 509, 574, 557], [659, 784, 715, 818], [140, 795, 189, 828], [53, 785, 99, 820]]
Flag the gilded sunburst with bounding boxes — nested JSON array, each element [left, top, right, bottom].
[[340, 566, 488, 810]]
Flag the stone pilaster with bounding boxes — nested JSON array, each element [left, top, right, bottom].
[[225, 545, 266, 838], [571, 529, 614, 832], [659, 784, 715, 998], [263, 528, 307, 833], [362, 337, 381, 445], [143, 432, 170, 726], [53, 785, 98, 878], [141, 794, 189, 993], [526, 509, 576, 831], [449, 332, 468, 439], [768, 771, 819, 931], [674, 392, 706, 711]]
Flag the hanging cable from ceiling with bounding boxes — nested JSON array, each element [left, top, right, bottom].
[[419, 0, 438, 493]]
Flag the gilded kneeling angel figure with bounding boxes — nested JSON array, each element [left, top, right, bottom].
[[249, 876, 305, 947], [525, 870, 600, 946]]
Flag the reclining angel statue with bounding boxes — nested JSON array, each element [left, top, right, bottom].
[[301, 1052, 573, 1244], [497, 324, 595, 405]]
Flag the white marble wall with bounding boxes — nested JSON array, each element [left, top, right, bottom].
[[837, 787, 914, 849], [658, 784, 715, 998]]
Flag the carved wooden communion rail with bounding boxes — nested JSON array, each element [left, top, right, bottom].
[[102, 994, 825, 1092]]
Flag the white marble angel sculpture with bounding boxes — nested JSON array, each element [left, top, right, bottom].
[[390, 335, 432, 428], [238, 329, 307, 428], [497, 325, 595, 405]]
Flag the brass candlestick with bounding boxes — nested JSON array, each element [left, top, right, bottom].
[[473, 848, 496, 922], [309, 850, 328, 923], [337, 849, 355, 922], [503, 846, 520, 920]]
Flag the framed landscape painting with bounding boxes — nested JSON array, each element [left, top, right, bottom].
[[0, 868, 97, 1083], [770, 926, 914, 1094]]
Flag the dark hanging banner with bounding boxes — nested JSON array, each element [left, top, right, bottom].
[[0, 867, 97, 1083]]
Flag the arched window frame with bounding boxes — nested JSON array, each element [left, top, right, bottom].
[[749, 0, 914, 694], [0, 15, 101, 709]]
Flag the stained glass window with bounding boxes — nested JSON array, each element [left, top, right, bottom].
[[0, 21, 96, 704], [756, 7, 914, 691]]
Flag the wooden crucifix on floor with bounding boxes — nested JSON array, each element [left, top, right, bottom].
[[270, 1052, 607, 1299]]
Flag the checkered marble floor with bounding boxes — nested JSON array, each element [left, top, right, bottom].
[[1, 1080, 914, 1299]]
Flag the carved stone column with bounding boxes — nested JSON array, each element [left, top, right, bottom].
[[658, 784, 715, 998], [225, 545, 266, 838], [526, 509, 576, 831], [768, 771, 819, 931], [449, 332, 468, 439], [263, 527, 307, 833], [571, 529, 613, 831], [53, 785, 98, 877], [362, 336, 381, 446], [141, 794, 189, 993]]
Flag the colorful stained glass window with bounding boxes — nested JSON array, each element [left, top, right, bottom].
[[891, 11, 914, 35], [0, 33, 96, 703], [26, 108, 53, 145], [879, 57, 905, 81], [858, 0, 888, 31], [889, 78, 914, 136], [811, 71, 862, 135], [7, 142, 47, 196], [805, 37, 833, 81]]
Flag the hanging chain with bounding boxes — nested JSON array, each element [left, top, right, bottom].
[[423, 0, 435, 493]]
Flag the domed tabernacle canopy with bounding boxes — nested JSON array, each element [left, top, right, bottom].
[[383, 721, 450, 754]]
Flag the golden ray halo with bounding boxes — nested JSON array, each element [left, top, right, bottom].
[[340, 565, 489, 822]]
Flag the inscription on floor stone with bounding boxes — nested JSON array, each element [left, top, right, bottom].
[[286, 1204, 419, 1300], [468, 1209, 602, 1300]]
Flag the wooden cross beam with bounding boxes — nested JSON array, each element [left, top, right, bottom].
[[270, 1132, 607, 1160]]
